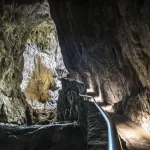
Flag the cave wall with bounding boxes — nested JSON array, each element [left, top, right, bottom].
[[114, 89, 150, 132], [0, 0, 51, 124], [49, 0, 143, 103], [21, 20, 68, 105], [0, 0, 150, 131], [20, 20, 68, 124], [57, 78, 86, 122], [49, 0, 150, 131], [0, 1, 69, 124]]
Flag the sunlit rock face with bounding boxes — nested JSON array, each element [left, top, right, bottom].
[[0, 0, 63, 124], [49, 0, 150, 131], [21, 20, 68, 114], [114, 89, 150, 132]]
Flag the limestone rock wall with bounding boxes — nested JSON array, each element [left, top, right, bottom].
[[1, 0, 150, 131], [49, 0, 150, 131], [0, 0, 52, 124], [21, 20, 68, 105], [114, 89, 150, 132], [49, 0, 143, 104], [20, 24, 68, 123]]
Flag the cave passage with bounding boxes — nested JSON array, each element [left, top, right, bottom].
[[0, 0, 150, 150]]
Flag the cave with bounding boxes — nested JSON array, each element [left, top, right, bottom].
[[0, 0, 150, 150]]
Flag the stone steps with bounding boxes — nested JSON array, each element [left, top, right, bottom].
[[87, 102, 108, 150]]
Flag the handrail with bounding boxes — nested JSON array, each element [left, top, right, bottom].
[[79, 94, 123, 150]]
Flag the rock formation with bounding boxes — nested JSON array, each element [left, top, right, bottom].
[[1, 0, 150, 150], [0, 0, 68, 124], [0, 1, 150, 150], [49, 0, 150, 132]]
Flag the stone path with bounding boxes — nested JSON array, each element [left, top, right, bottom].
[[87, 102, 108, 150], [110, 113, 150, 150]]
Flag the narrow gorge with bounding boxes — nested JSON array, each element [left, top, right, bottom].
[[0, 0, 150, 150]]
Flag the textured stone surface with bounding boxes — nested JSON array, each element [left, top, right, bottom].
[[0, 123, 87, 150], [114, 89, 150, 132], [87, 102, 108, 150], [0, 0, 150, 145], [49, 0, 143, 104], [20, 19, 68, 124], [21, 22, 68, 124], [57, 78, 128, 150], [0, 1, 54, 124], [56, 78, 107, 149], [57, 78, 86, 123], [49, 0, 150, 131], [21, 36, 68, 104]]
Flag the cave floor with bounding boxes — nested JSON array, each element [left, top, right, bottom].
[[101, 104, 150, 150], [109, 112, 150, 150], [86, 91, 150, 150]]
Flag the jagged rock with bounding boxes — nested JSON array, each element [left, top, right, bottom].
[[20, 19, 68, 124], [0, 1, 149, 149], [0, 0, 54, 124], [49, 0, 150, 131], [49, 0, 143, 104], [57, 78, 128, 150], [114, 89, 150, 132], [21, 31, 68, 103], [0, 123, 87, 150], [57, 78, 86, 123]]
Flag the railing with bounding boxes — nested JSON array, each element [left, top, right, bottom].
[[79, 94, 123, 150]]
